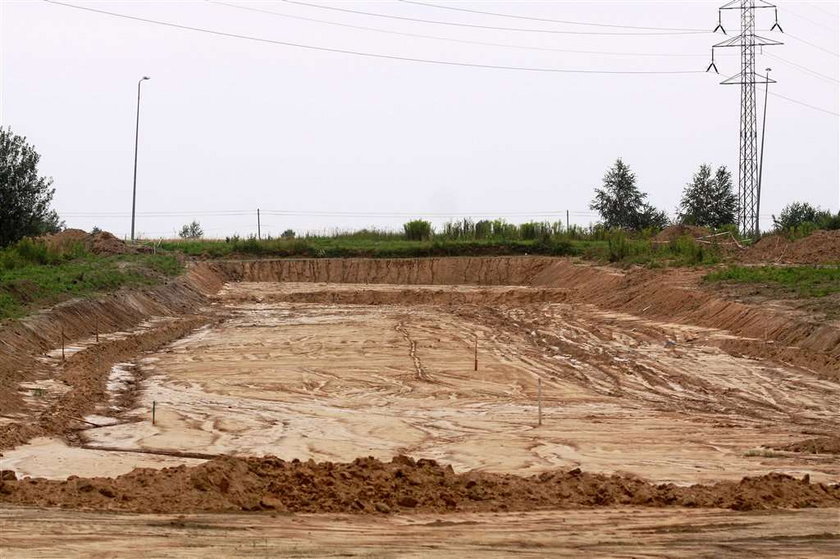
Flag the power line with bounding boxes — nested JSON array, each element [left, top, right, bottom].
[[782, 5, 838, 32], [398, 0, 707, 32], [282, 0, 710, 36], [765, 53, 839, 84], [769, 90, 840, 117], [809, 3, 840, 20], [209, 0, 714, 58], [43, 1, 702, 75], [61, 209, 601, 218], [786, 31, 840, 57]]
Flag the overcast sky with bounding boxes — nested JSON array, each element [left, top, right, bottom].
[[1, 0, 838, 239]]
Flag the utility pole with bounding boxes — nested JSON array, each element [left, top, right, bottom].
[[708, 1, 782, 238], [130, 76, 151, 242], [758, 67, 771, 217], [257, 208, 261, 240]]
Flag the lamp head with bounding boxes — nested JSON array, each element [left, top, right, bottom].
[[142, 76, 150, 81]]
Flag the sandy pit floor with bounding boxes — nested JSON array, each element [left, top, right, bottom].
[[1, 280, 839, 556], [1, 506, 838, 558], [4, 281, 832, 486]]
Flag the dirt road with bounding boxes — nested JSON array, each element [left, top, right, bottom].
[[1, 506, 838, 558]]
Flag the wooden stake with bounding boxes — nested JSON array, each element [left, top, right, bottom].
[[538, 378, 543, 427], [152, 401, 156, 425], [474, 334, 478, 372], [61, 327, 65, 362], [95, 320, 99, 342]]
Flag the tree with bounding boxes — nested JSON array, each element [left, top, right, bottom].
[[591, 159, 668, 230], [772, 202, 831, 231], [0, 127, 62, 247], [281, 229, 296, 239], [636, 202, 670, 230], [678, 164, 737, 228], [178, 220, 204, 239]]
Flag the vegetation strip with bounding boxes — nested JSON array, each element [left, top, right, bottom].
[[704, 266, 840, 298]]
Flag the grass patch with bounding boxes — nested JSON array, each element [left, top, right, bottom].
[[152, 234, 719, 267], [704, 266, 840, 298], [0, 240, 182, 321]]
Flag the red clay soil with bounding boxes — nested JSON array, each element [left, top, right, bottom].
[[739, 230, 840, 265], [0, 455, 837, 514]]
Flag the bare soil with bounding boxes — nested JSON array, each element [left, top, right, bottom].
[[739, 230, 840, 265], [38, 228, 138, 255], [1, 454, 837, 514], [0, 256, 838, 555], [2, 507, 837, 558]]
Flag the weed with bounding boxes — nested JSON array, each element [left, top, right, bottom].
[[704, 266, 840, 298]]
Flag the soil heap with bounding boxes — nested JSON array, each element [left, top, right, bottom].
[[740, 230, 840, 265], [38, 229, 135, 255], [1, 455, 837, 514], [654, 225, 712, 243]]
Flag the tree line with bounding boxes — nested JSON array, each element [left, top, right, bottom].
[[1, 125, 837, 248]]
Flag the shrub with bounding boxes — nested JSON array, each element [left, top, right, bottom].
[[607, 231, 630, 262], [403, 220, 432, 241]]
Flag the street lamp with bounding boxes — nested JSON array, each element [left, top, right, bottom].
[[130, 76, 150, 242]]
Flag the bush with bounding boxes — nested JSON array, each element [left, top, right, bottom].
[[281, 229, 296, 239], [669, 236, 706, 265], [403, 220, 432, 241], [178, 220, 204, 239], [607, 231, 630, 262]]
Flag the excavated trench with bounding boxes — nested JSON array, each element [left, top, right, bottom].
[[0, 256, 838, 515]]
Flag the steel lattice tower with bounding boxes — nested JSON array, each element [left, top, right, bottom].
[[708, 1, 782, 237]]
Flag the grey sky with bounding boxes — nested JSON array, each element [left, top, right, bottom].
[[1, 0, 838, 239]]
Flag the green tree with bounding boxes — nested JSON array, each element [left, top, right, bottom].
[[678, 164, 737, 228], [772, 202, 832, 231], [178, 220, 204, 239], [0, 127, 62, 247], [636, 203, 670, 230], [591, 158, 667, 230]]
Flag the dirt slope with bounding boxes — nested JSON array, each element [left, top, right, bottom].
[[740, 230, 840, 264]]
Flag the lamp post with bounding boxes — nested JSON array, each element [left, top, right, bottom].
[[131, 76, 150, 242]]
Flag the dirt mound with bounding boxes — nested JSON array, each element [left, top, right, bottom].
[[654, 225, 712, 242], [775, 437, 840, 455], [0, 455, 837, 514], [39, 229, 134, 255], [740, 230, 840, 264]]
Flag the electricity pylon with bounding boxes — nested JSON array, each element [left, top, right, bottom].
[[708, 1, 783, 238]]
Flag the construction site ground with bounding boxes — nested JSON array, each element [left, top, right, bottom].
[[0, 257, 838, 557]]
